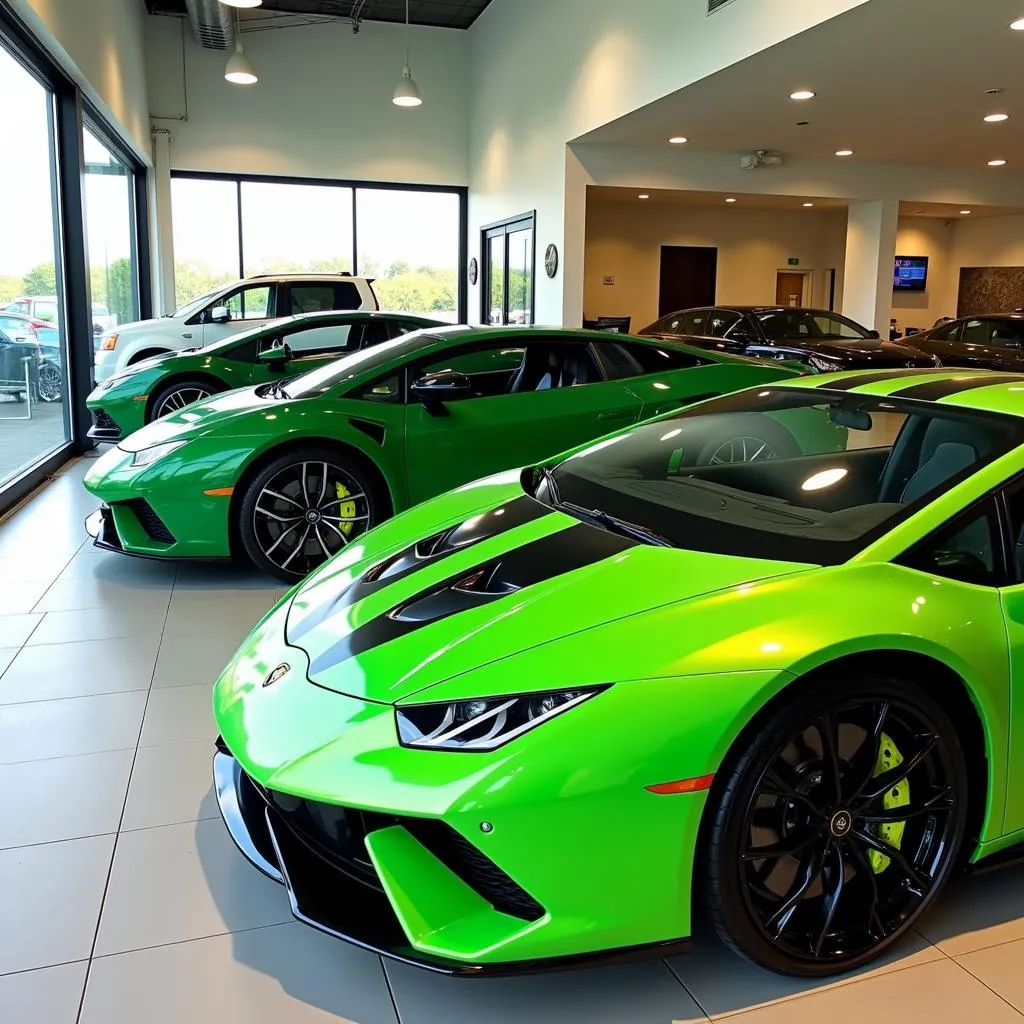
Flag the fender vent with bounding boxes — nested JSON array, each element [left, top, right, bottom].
[[349, 418, 386, 446], [708, 0, 737, 12]]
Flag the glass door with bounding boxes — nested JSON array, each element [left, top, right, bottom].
[[482, 213, 535, 326]]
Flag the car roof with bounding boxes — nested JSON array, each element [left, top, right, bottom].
[[946, 313, 1024, 321], [778, 367, 1024, 419], [243, 274, 373, 283], [693, 305, 842, 316]]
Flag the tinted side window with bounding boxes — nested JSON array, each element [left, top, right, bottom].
[[725, 316, 759, 342], [353, 372, 402, 403], [628, 343, 708, 373], [288, 282, 362, 314], [706, 311, 740, 338], [593, 342, 644, 380], [929, 322, 961, 342], [961, 320, 991, 345], [900, 502, 1000, 586], [283, 323, 357, 355], [990, 321, 1024, 347], [644, 311, 708, 336]]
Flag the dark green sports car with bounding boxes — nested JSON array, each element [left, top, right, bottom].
[[86, 311, 443, 442]]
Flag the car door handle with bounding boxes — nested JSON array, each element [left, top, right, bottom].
[[598, 408, 634, 421]]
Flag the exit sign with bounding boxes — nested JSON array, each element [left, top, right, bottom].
[[787, 258, 800, 266]]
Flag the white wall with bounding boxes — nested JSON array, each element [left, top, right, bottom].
[[10, 0, 151, 158], [891, 218, 955, 333], [584, 200, 848, 331], [466, 0, 871, 325], [146, 15, 468, 186]]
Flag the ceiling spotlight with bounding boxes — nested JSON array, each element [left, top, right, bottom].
[[220, 0, 262, 7], [638, 194, 650, 200], [393, 0, 422, 107], [802, 202, 814, 207], [725, 197, 737, 203], [835, 149, 854, 157], [960, 210, 972, 215], [989, 158, 1008, 166], [790, 90, 816, 100], [1010, 17, 1024, 29], [668, 136, 688, 144], [984, 113, 1010, 122]]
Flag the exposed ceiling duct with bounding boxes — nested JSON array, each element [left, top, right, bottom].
[[185, 0, 235, 50]]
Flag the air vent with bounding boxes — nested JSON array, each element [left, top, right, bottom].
[[708, 0, 737, 12], [185, 0, 233, 50]]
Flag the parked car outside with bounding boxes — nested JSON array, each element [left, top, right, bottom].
[[0, 327, 41, 401], [641, 306, 938, 372], [94, 274, 379, 382]]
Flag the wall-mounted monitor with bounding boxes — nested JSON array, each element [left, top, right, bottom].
[[894, 255, 929, 292]]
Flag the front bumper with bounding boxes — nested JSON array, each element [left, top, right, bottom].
[[86, 406, 124, 443], [213, 744, 692, 975]]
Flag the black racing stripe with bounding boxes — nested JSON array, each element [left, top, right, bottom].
[[287, 495, 550, 644], [888, 373, 1024, 401], [814, 368, 946, 392], [308, 523, 636, 670]]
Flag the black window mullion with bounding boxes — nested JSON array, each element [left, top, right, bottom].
[[236, 179, 244, 278], [351, 187, 358, 276]]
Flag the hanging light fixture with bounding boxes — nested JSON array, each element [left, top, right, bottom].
[[220, 1, 263, 8], [224, 7, 258, 85], [393, 0, 422, 107]]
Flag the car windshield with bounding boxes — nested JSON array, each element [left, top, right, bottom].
[[543, 388, 1024, 565], [757, 311, 870, 340], [281, 328, 445, 399], [171, 287, 229, 320]]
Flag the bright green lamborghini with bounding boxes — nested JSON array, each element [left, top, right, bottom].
[[86, 311, 443, 443], [82, 326, 799, 579], [215, 367, 1024, 977]]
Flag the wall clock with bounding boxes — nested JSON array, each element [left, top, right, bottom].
[[544, 243, 559, 278], [468, 257, 478, 285]]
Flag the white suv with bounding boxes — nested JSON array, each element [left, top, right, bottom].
[[93, 274, 378, 381]]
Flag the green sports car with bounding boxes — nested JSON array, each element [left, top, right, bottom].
[[82, 326, 799, 579], [86, 311, 443, 442], [215, 367, 1024, 976]]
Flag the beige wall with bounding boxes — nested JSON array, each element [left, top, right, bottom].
[[10, 0, 150, 157], [951, 212, 1024, 276], [891, 218, 955, 334], [583, 199, 848, 330]]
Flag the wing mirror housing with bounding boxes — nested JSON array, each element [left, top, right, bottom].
[[411, 370, 472, 417], [208, 305, 231, 324], [258, 342, 290, 369]]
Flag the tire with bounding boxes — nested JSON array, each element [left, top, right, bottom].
[[697, 415, 800, 466], [36, 361, 62, 403], [238, 446, 383, 581], [149, 378, 221, 421], [702, 672, 968, 976]]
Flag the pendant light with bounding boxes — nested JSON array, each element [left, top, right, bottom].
[[220, 1, 263, 7], [224, 7, 258, 85], [393, 0, 422, 107]]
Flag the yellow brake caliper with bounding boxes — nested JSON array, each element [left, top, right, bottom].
[[867, 731, 908, 873], [335, 482, 357, 537]]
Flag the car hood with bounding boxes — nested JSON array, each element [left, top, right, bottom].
[[117, 386, 272, 450], [777, 338, 930, 363], [282, 494, 811, 703]]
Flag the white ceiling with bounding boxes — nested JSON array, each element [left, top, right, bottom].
[[578, 0, 1024, 173]]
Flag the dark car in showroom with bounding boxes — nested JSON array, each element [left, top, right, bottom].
[[640, 306, 938, 372], [906, 313, 1024, 370]]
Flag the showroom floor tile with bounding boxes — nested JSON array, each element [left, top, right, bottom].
[[5, 455, 1024, 1022]]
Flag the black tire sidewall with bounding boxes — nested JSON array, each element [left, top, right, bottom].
[[149, 378, 220, 422], [238, 446, 380, 581], [704, 672, 969, 976]]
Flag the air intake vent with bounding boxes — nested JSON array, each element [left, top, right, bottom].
[[185, 0, 234, 50], [708, 0, 737, 12]]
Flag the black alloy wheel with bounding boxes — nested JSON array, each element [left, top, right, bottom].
[[36, 361, 63, 403], [150, 378, 219, 421], [704, 675, 967, 976], [239, 447, 378, 580], [697, 416, 800, 466]]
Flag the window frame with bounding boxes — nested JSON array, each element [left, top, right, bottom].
[[480, 211, 536, 327], [170, 170, 468, 324]]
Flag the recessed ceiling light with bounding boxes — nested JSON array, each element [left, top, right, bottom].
[[989, 159, 1008, 166], [960, 209, 972, 215], [790, 90, 816, 100], [802, 202, 814, 207], [984, 113, 1010, 122], [668, 136, 688, 144], [835, 149, 854, 157], [725, 197, 737, 203], [1010, 17, 1024, 29], [638, 194, 650, 200]]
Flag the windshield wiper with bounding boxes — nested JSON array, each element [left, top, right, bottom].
[[535, 465, 561, 504], [561, 500, 673, 548], [269, 379, 290, 400]]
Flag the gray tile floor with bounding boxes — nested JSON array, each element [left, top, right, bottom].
[[5, 456, 1024, 1022]]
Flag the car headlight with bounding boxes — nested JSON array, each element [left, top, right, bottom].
[[100, 333, 119, 351], [130, 440, 188, 468], [396, 687, 605, 751], [808, 354, 845, 373]]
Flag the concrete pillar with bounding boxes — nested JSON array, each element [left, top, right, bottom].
[[150, 129, 176, 315], [842, 199, 899, 335]]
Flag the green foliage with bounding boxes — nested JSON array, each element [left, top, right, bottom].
[[22, 262, 56, 296], [90, 258, 135, 323], [0, 275, 22, 304], [174, 261, 237, 309]]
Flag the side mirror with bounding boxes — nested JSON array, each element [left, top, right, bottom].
[[258, 342, 290, 368], [208, 305, 231, 324], [867, 330, 881, 339], [411, 370, 472, 417]]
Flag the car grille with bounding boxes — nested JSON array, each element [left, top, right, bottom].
[[122, 499, 176, 544], [92, 408, 118, 431], [263, 784, 545, 922]]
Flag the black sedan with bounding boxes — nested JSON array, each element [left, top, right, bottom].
[[907, 313, 1024, 371], [640, 306, 937, 372]]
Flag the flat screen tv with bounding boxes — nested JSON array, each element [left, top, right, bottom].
[[894, 256, 929, 291]]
